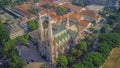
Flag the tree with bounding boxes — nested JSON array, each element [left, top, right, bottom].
[[67, 55, 76, 64], [34, 0, 40, 3], [112, 26, 120, 33], [76, 41, 87, 52], [92, 20, 96, 26], [89, 27, 95, 32], [107, 13, 120, 25], [71, 48, 77, 56], [72, 1, 85, 7], [101, 24, 110, 33], [23, 34, 30, 40], [71, 48, 82, 58], [28, 19, 38, 32], [16, 34, 29, 45], [0, 0, 29, 8], [72, 64, 81, 68], [76, 50, 82, 57], [82, 52, 104, 68], [0, 22, 9, 44], [99, 33, 120, 47], [2, 39, 16, 54], [56, 7, 67, 16], [28, 8, 39, 14], [2, 39, 26, 68], [95, 43, 112, 58], [57, 56, 68, 68]]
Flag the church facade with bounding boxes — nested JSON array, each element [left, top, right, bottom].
[[37, 12, 91, 62]]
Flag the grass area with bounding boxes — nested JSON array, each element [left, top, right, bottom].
[[102, 47, 120, 68]]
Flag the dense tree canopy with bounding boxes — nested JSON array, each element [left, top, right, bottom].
[[76, 41, 87, 52], [2, 39, 25, 68], [83, 52, 104, 68], [57, 56, 68, 68], [95, 43, 112, 58], [34, 0, 40, 3], [71, 24, 120, 68], [28, 8, 40, 14], [99, 33, 120, 47], [16, 34, 30, 45], [107, 13, 120, 25], [72, 1, 85, 7], [0, 0, 26, 8], [72, 63, 86, 68], [101, 24, 110, 33], [28, 19, 38, 32], [56, 7, 67, 16], [112, 26, 120, 33], [0, 22, 9, 44]]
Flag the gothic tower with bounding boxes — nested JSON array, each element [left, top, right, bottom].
[[46, 16, 55, 62], [66, 14, 70, 29], [38, 13, 44, 41], [38, 13, 46, 56], [38, 14, 57, 62], [48, 17, 53, 40]]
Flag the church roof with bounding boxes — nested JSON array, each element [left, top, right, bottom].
[[52, 24, 65, 35], [68, 30, 77, 39]]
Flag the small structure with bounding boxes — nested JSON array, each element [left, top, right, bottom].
[[85, 5, 104, 12], [8, 25, 24, 39], [78, 20, 92, 29], [68, 4, 86, 13], [80, 10, 100, 23], [29, 30, 39, 42]]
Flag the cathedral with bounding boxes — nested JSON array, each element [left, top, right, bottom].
[[37, 12, 89, 62]]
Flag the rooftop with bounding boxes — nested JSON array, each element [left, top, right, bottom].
[[80, 10, 99, 19], [68, 30, 77, 38], [78, 20, 90, 27], [68, 4, 83, 11], [85, 5, 104, 12], [8, 25, 24, 35], [53, 24, 65, 35], [29, 30, 38, 39]]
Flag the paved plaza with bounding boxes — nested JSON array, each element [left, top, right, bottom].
[[16, 41, 45, 63]]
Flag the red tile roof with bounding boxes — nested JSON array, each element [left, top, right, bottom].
[[78, 20, 90, 27], [80, 10, 99, 20], [69, 4, 83, 11]]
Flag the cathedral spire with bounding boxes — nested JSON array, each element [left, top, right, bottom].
[[48, 16, 53, 40], [38, 12, 44, 41], [47, 16, 54, 62], [66, 14, 70, 29]]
